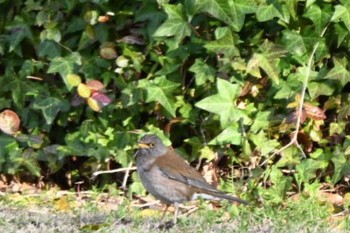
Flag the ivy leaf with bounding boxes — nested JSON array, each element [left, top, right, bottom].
[[33, 97, 69, 125], [295, 159, 328, 189], [247, 41, 286, 84], [256, 2, 289, 23], [308, 81, 335, 99], [281, 30, 307, 58], [138, 76, 180, 117], [331, 4, 350, 32], [153, 4, 191, 43], [250, 111, 271, 133], [325, 57, 350, 87], [195, 78, 244, 128], [204, 27, 240, 58], [47, 52, 82, 90], [331, 152, 349, 184], [4, 76, 33, 108], [303, 4, 332, 35], [249, 131, 280, 156], [38, 40, 62, 58], [189, 58, 215, 86], [6, 16, 33, 56], [195, 0, 257, 31], [209, 123, 242, 146]]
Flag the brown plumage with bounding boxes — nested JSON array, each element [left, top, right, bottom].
[[134, 134, 248, 224]]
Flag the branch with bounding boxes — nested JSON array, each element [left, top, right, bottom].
[[260, 24, 329, 166]]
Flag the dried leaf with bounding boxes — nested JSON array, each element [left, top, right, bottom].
[[116, 55, 129, 68], [317, 191, 343, 205], [55, 196, 70, 211], [0, 110, 20, 135], [71, 94, 85, 106], [100, 46, 117, 60], [87, 97, 102, 112], [98, 15, 110, 23], [303, 103, 326, 120], [286, 109, 306, 124], [77, 83, 91, 98], [86, 80, 105, 92], [117, 35, 145, 45], [91, 92, 112, 106], [294, 132, 313, 152]]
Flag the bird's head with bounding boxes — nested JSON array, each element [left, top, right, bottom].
[[136, 134, 168, 158]]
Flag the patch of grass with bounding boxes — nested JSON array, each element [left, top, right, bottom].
[[0, 191, 348, 232]]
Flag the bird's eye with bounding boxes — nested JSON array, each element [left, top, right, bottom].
[[149, 142, 155, 148]]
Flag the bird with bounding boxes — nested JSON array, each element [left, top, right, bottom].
[[134, 134, 248, 225]]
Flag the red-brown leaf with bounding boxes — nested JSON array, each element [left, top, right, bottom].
[[303, 103, 326, 120], [86, 80, 105, 92], [0, 110, 20, 135], [91, 92, 112, 106]]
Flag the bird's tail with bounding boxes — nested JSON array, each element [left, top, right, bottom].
[[192, 191, 249, 205], [211, 192, 249, 205]]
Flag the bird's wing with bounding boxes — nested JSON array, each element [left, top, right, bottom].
[[156, 150, 219, 192], [156, 149, 249, 205]]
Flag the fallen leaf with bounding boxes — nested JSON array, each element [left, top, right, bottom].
[[55, 196, 70, 211]]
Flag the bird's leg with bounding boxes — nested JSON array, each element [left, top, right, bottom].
[[173, 203, 179, 224], [160, 204, 170, 223]]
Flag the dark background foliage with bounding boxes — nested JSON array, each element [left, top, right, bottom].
[[1, 0, 350, 204]]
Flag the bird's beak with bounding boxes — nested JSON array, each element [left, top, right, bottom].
[[138, 142, 150, 148]]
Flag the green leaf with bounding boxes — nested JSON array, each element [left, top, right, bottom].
[[209, 123, 242, 146], [308, 81, 335, 99], [325, 57, 350, 87], [138, 76, 180, 117], [247, 41, 286, 84], [38, 40, 62, 58], [250, 111, 271, 133], [303, 4, 332, 35], [33, 97, 69, 125], [153, 4, 191, 43], [332, 4, 350, 32], [249, 131, 280, 156], [189, 58, 215, 86], [6, 16, 33, 56], [334, 23, 348, 47], [47, 52, 82, 90], [195, 0, 257, 31], [204, 27, 240, 58], [256, 2, 289, 23], [195, 78, 244, 128], [4, 76, 33, 108], [276, 147, 301, 167], [295, 159, 328, 189]]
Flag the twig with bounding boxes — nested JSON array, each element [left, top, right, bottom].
[[260, 24, 329, 166], [132, 200, 161, 208], [92, 166, 137, 178], [121, 162, 134, 190]]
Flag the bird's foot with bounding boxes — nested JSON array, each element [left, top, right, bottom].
[[157, 220, 175, 230]]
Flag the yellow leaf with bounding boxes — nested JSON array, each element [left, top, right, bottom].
[[77, 83, 91, 98], [87, 97, 102, 112], [140, 208, 161, 217], [67, 74, 82, 87], [55, 196, 70, 211]]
